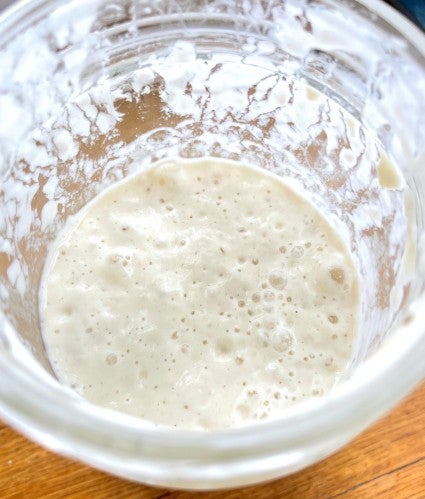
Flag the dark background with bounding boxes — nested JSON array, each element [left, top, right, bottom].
[[386, 0, 425, 29]]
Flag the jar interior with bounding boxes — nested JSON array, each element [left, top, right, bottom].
[[0, 0, 424, 392]]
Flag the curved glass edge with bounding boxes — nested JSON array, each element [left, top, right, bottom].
[[0, 0, 424, 488]]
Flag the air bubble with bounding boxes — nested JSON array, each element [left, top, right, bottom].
[[106, 353, 117, 366], [217, 340, 231, 355], [271, 328, 294, 353], [252, 293, 261, 303], [330, 267, 345, 284], [264, 319, 277, 331], [263, 291, 275, 302], [269, 270, 287, 290], [291, 245, 304, 258]]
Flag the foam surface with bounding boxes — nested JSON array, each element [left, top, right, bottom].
[[40, 157, 360, 430]]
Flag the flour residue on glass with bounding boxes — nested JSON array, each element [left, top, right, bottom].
[[0, 11, 412, 382]]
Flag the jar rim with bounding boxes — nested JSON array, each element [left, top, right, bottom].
[[0, 0, 424, 487]]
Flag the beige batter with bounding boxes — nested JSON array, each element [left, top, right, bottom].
[[40, 157, 360, 430]]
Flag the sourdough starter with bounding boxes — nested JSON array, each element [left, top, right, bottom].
[[40, 157, 359, 430]]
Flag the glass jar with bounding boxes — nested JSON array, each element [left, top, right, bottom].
[[0, 0, 424, 489]]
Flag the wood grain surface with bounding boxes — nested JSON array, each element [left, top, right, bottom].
[[0, 381, 424, 498]]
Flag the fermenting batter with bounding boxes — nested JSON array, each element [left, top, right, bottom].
[[40, 157, 360, 430]]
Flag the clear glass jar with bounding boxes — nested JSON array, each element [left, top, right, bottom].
[[0, 0, 424, 490]]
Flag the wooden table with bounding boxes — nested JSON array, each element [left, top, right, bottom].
[[1, 381, 424, 498]]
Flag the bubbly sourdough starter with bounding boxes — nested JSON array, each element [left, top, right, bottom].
[[40, 157, 359, 430]]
